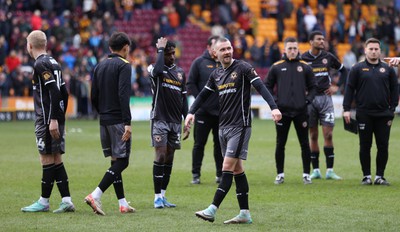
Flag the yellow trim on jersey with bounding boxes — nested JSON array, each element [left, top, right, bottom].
[[118, 57, 130, 63], [272, 60, 285, 66], [299, 60, 308, 65]]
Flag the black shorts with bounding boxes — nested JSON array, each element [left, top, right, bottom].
[[35, 122, 65, 155], [100, 123, 131, 158], [151, 120, 182, 149]]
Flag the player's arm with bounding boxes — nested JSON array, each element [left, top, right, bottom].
[[150, 37, 167, 77], [388, 67, 399, 111], [60, 83, 69, 114], [91, 68, 99, 112], [119, 63, 132, 126], [342, 66, 358, 123], [186, 59, 200, 97], [305, 66, 317, 104], [46, 81, 63, 139]]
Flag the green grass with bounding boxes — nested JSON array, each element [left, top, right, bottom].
[[0, 118, 399, 232]]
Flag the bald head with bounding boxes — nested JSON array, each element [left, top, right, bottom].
[[26, 30, 47, 59], [27, 30, 47, 49]]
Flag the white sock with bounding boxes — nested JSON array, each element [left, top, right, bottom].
[[209, 204, 217, 211], [118, 198, 129, 207], [38, 197, 49, 206], [375, 175, 382, 180], [240, 209, 250, 215], [303, 173, 310, 178], [277, 173, 284, 177], [326, 168, 333, 173], [91, 187, 103, 200], [154, 193, 162, 201], [62, 197, 72, 204], [161, 189, 166, 198], [314, 168, 321, 173], [364, 175, 371, 179]]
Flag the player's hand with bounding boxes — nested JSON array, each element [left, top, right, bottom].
[[343, 111, 351, 124], [184, 113, 194, 128], [49, 119, 60, 140], [121, 125, 132, 141], [325, 85, 338, 96], [383, 57, 400, 67], [182, 125, 190, 140], [271, 109, 282, 122], [156, 37, 167, 49]]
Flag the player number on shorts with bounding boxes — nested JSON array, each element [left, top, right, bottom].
[[324, 113, 335, 123]]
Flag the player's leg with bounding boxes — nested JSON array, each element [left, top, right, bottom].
[[22, 124, 55, 212], [274, 115, 291, 184], [293, 113, 312, 184], [373, 116, 393, 185], [308, 100, 321, 178], [191, 114, 212, 184], [356, 112, 373, 185]]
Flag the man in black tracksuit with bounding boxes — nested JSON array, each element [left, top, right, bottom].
[[265, 37, 317, 185], [186, 35, 223, 184], [343, 38, 399, 186]]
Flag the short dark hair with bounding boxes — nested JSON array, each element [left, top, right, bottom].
[[365, 38, 381, 46], [308, 30, 324, 41], [164, 41, 176, 52], [108, 32, 131, 51], [284, 37, 297, 45], [207, 35, 220, 46]]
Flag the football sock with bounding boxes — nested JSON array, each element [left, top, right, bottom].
[[310, 152, 320, 169], [161, 162, 173, 191], [324, 147, 334, 169], [118, 198, 129, 207], [212, 171, 233, 208], [234, 172, 249, 210], [91, 187, 103, 200], [153, 161, 164, 194], [54, 162, 70, 198], [98, 158, 129, 194], [111, 160, 125, 200], [41, 163, 56, 198], [38, 196, 49, 206]]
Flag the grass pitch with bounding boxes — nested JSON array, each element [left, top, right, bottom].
[[0, 118, 399, 232]]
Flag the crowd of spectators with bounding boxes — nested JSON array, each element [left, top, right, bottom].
[[1, 0, 400, 117]]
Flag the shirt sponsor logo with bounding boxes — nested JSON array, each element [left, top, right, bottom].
[[281, 68, 287, 71], [207, 65, 214, 68], [362, 68, 369, 71]]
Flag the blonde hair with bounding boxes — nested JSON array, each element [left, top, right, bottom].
[[27, 30, 47, 49]]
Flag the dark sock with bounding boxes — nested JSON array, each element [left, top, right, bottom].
[[41, 163, 56, 198], [153, 161, 164, 194], [99, 158, 129, 193], [54, 163, 70, 198], [161, 163, 173, 191], [111, 161, 125, 199], [212, 171, 233, 208], [310, 152, 320, 169], [234, 172, 249, 210], [324, 147, 334, 169]]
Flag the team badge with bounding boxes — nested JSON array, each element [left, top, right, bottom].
[[387, 120, 392, 126], [302, 121, 308, 128], [322, 58, 328, 64], [177, 72, 183, 80], [231, 71, 238, 80], [379, 68, 385, 73], [154, 135, 162, 142], [42, 71, 52, 80], [297, 66, 303, 72]]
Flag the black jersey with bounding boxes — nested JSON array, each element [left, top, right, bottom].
[[148, 63, 187, 124], [343, 59, 399, 116], [205, 59, 259, 129], [32, 54, 67, 125], [301, 50, 343, 93], [91, 53, 132, 126]]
